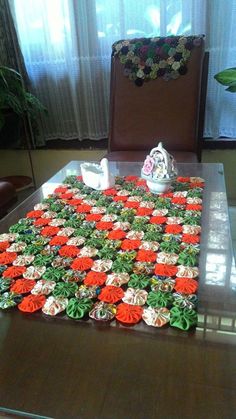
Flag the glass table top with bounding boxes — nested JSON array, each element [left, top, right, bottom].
[[0, 161, 235, 343], [0, 161, 236, 419]]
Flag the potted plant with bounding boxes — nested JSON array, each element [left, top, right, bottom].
[[214, 67, 236, 92], [0, 65, 46, 147]]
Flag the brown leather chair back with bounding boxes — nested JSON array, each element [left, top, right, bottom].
[[108, 37, 206, 158]]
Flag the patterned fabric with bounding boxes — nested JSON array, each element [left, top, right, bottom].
[[0, 174, 204, 330]]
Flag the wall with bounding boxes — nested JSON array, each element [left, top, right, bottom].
[[0, 149, 235, 200]]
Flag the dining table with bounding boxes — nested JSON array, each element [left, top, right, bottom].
[[0, 160, 235, 419]]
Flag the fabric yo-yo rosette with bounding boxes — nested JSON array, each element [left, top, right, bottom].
[[133, 262, 155, 275], [115, 303, 143, 325], [52, 282, 78, 298], [0, 291, 22, 309], [71, 257, 94, 271], [62, 269, 86, 283], [66, 297, 93, 319], [150, 277, 175, 293], [75, 284, 99, 299], [128, 273, 150, 289], [31, 279, 56, 295], [7, 241, 26, 252], [170, 306, 198, 331], [105, 272, 130, 287], [0, 233, 18, 242], [174, 277, 198, 294], [79, 246, 98, 258], [122, 288, 148, 306], [42, 296, 68, 316], [10, 279, 36, 294], [142, 306, 170, 328], [12, 255, 35, 266], [172, 292, 198, 310], [91, 259, 113, 273], [156, 252, 179, 265], [0, 278, 14, 293], [84, 271, 107, 286], [139, 241, 160, 251], [147, 290, 174, 308], [98, 285, 124, 304], [89, 301, 116, 321], [0, 251, 17, 265], [176, 265, 199, 278], [18, 294, 46, 313], [23, 266, 46, 280]]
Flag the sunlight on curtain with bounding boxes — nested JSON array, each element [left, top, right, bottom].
[[12, 0, 236, 141]]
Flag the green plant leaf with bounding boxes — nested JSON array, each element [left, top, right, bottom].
[[226, 82, 236, 92], [214, 68, 236, 86]]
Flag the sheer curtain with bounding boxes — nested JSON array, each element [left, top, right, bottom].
[[10, 0, 236, 142]]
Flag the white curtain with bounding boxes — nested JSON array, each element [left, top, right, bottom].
[[11, 0, 236, 142]]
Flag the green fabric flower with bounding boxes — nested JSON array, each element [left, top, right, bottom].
[[43, 267, 67, 282], [86, 238, 106, 249], [144, 231, 162, 241], [53, 282, 78, 298], [33, 254, 54, 267], [66, 298, 93, 319], [98, 247, 116, 260], [147, 291, 174, 308], [183, 215, 201, 225], [16, 233, 37, 244], [112, 259, 134, 273], [0, 278, 13, 293], [0, 292, 22, 309], [170, 306, 198, 330], [23, 244, 44, 255], [177, 252, 197, 267], [128, 274, 150, 289], [160, 241, 180, 253]]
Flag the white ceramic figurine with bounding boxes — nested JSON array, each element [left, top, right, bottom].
[[80, 158, 115, 190], [141, 142, 178, 193]]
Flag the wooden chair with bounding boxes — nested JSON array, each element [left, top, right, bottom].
[[106, 37, 208, 163]]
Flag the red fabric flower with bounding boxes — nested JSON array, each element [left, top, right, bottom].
[[3, 266, 26, 278], [71, 257, 94, 271], [165, 224, 183, 234], [18, 294, 46, 312], [108, 230, 126, 240], [34, 218, 51, 226], [0, 241, 10, 252], [59, 245, 80, 258], [121, 239, 141, 250], [136, 250, 157, 262], [189, 182, 204, 189], [49, 236, 68, 246], [174, 277, 198, 294], [116, 303, 143, 324], [84, 271, 107, 286], [103, 188, 117, 196], [186, 204, 202, 211], [76, 204, 92, 213], [113, 196, 128, 202], [182, 234, 200, 244], [10, 278, 36, 294], [76, 176, 83, 181], [124, 201, 140, 209], [171, 197, 187, 205], [86, 214, 102, 222], [67, 199, 82, 206], [177, 177, 190, 183], [125, 176, 138, 182], [95, 221, 114, 230], [54, 187, 68, 193], [59, 192, 74, 200], [0, 251, 17, 265], [150, 216, 167, 224], [98, 285, 124, 303], [135, 179, 147, 187], [26, 210, 44, 219], [154, 264, 177, 277], [159, 192, 173, 198], [136, 207, 153, 216], [41, 226, 60, 237]]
